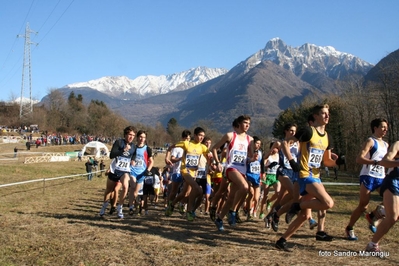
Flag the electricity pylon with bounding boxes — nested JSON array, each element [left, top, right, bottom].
[[18, 22, 37, 119]]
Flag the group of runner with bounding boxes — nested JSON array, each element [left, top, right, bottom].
[[97, 105, 399, 254]]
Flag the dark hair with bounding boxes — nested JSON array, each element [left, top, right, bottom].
[[232, 115, 251, 128], [202, 137, 211, 144], [370, 118, 388, 133], [307, 114, 315, 123], [124, 126, 137, 136], [312, 104, 329, 115], [194, 127, 205, 135], [284, 123, 297, 131], [181, 129, 191, 139], [269, 142, 275, 149], [137, 130, 147, 137], [253, 136, 261, 143]]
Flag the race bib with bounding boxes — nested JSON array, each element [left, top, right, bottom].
[[196, 170, 206, 179], [369, 165, 384, 178], [115, 157, 130, 172], [232, 150, 246, 166], [308, 148, 324, 168], [135, 156, 144, 167], [186, 154, 200, 169], [249, 161, 260, 174], [144, 175, 154, 185]]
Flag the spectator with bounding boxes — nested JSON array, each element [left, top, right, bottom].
[[26, 141, 31, 151], [14, 147, 18, 158], [85, 159, 93, 181], [77, 151, 82, 161], [99, 160, 105, 177]]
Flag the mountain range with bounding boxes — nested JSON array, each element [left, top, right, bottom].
[[43, 38, 375, 132]]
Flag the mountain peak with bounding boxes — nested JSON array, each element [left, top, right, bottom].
[[65, 66, 228, 100]]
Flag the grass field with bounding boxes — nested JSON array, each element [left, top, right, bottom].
[[0, 142, 398, 265]]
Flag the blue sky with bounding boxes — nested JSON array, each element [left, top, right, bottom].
[[0, 1, 398, 102]]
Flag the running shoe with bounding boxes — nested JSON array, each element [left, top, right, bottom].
[[309, 218, 318, 230], [275, 238, 291, 252], [264, 216, 271, 229], [253, 212, 257, 218], [129, 206, 135, 215], [365, 242, 380, 252], [285, 203, 300, 224], [165, 205, 174, 216], [145, 210, 149, 215], [178, 204, 186, 215], [228, 211, 237, 226], [365, 213, 377, 233], [109, 206, 116, 215], [259, 212, 265, 220], [117, 205, 124, 219], [187, 211, 195, 222], [210, 206, 217, 221], [271, 212, 279, 232], [99, 206, 106, 217], [215, 219, 225, 231], [345, 228, 358, 241], [316, 231, 334, 241]]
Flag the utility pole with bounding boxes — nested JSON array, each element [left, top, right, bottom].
[[18, 22, 37, 120]]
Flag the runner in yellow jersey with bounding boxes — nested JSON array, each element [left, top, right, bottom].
[[165, 127, 212, 221], [275, 104, 345, 251]]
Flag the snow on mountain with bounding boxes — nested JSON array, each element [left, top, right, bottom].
[[236, 37, 373, 79], [65, 66, 228, 99], [13, 97, 40, 104]]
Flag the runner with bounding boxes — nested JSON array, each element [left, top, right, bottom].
[[99, 126, 136, 218], [165, 130, 191, 216], [345, 118, 389, 240], [275, 104, 344, 251], [212, 115, 256, 231], [266, 123, 300, 232], [365, 140, 399, 252], [165, 127, 211, 221], [244, 136, 264, 219], [128, 130, 154, 216], [259, 142, 280, 225]]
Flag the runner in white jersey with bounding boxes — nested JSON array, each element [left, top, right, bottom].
[[165, 130, 191, 216], [346, 118, 389, 240], [212, 115, 256, 231]]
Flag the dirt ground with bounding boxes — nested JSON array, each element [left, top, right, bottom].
[[0, 144, 398, 265]]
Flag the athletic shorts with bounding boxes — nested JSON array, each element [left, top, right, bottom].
[[297, 177, 321, 196], [196, 178, 211, 195], [154, 187, 160, 195], [211, 177, 222, 184], [246, 173, 260, 188], [143, 184, 155, 196], [225, 168, 246, 183], [379, 176, 399, 196], [134, 172, 145, 184], [108, 172, 124, 182], [277, 167, 298, 183], [171, 173, 183, 183], [360, 175, 384, 192], [263, 174, 278, 186]]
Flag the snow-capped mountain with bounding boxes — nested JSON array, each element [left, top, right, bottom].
[[234, 37, 373, 79], [64, 66, 228, 99], [13, 97, 40, 104]]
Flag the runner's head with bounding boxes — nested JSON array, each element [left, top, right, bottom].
[[124, 126, 137, 144], [193, 127, 206, 143]]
